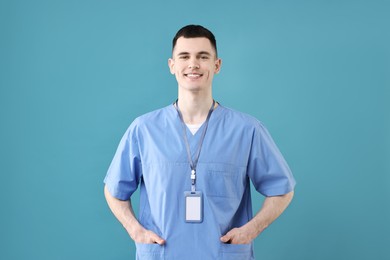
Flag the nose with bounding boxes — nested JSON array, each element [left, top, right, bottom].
[[188, 58, 200, 69], [188, 64, 200, 69]]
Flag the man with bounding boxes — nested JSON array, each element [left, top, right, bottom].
[[104, 24, 296, 259]]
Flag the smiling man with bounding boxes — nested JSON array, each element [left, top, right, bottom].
[[169, 36, 220, 97], [104, 25, 296, 259]]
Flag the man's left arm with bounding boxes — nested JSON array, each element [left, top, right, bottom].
[[220, 191, 294, 244]]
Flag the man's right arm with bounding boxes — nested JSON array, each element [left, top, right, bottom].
[[104, 185, 165, 245]]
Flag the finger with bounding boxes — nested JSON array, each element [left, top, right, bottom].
[[150, 232, 165, 245], [155, 237, 165, 245], [220, 233, 232, 243]]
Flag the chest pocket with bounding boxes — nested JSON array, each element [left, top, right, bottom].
[[203, 164, 246, 198]]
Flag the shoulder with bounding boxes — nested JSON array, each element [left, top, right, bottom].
[[134, 105, 174, 125], [124, 105, 175, 137], [218, 105, 267, 130]]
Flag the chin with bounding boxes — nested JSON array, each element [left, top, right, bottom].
[[186, 85, 204, 92], [179, 83, 200, 90]]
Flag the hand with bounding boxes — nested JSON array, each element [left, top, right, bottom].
[[220, 226, 257, 244], [130, 227, 165, 245]]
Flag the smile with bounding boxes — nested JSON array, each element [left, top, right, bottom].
[[184, 73, 203, 79]]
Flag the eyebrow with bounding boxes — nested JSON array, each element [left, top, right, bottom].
[[176, 51, 212, 56]]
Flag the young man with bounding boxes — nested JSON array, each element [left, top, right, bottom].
[[104, 25, 296, 259]]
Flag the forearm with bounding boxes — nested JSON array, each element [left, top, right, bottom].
[[104, 185, 142, 238], [220, 190, 294, 244], [249, 191, 294, 238], [104, 185, 165, 244]]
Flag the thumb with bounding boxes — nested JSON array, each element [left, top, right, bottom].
[[152, 233, 165, 245], [220, 232, 232, 243]]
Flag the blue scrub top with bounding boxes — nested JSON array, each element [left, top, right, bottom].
[[104, 104, 296, 260]]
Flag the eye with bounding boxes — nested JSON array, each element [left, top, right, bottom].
[[200, 55, 209, 60], [179, 55, 189, 60]]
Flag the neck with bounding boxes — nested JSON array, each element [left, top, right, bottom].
[[177, 91, 214, 124]]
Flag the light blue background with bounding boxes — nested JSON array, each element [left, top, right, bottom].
[[1, 0, 389, 259]]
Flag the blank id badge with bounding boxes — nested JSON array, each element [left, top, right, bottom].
[[184, 191, 203, 223]]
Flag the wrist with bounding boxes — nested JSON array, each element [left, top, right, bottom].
[[123, 219, 143, 239], [250, 217, 268, 237]]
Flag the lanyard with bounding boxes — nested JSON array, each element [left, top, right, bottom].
[[175, 99, 215, 193]]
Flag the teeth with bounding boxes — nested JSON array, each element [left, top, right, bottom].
[[186, 74, 201, 78]]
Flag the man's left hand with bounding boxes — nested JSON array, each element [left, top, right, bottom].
[[220, 225, 257, 244]]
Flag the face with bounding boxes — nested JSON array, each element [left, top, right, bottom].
[[168, 37, 222, 93]]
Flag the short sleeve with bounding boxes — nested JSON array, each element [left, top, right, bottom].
[[104, 123, 142, 200], [247, 122, 296, 196]]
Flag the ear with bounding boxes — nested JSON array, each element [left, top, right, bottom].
[[214, 58, 222, 74], [168, 58, 175, 75]]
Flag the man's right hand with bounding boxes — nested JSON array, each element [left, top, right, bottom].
[[104, 186, 165, 245], [130, 227, 165, 245]]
